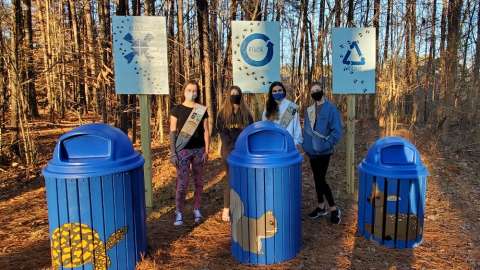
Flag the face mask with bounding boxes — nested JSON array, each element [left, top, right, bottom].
[[230, 94, 241, 105], [311, 91, 324, 101], [185, 92, 197, 101], [272, 92, 285, 101]]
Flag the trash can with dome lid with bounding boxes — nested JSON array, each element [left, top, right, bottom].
[[227, 121, 303, 265], [357, 136, 428, 249], [42, 123, 147, 270]]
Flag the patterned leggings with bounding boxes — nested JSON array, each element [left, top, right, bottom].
[[175, 147, 205, 212]]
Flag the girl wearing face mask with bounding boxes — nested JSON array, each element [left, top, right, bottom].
[[302, 79, 343, 224], [170, 80, 210, 226], [216, 86, 253, 222], [262, 81, 303, 146]]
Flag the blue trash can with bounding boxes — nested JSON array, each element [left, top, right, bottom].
[[357, 136, 428, 249], [227, 121, 303, 265], [42, 123, 147, 270]]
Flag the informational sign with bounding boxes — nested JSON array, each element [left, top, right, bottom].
[[332, 27, 376, 94], [232, 21, 280, 94], [112, 16, 169, 95]]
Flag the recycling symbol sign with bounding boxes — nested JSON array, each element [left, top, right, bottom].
[[332, 27, 376, 94], [342, 41, 365, 66]]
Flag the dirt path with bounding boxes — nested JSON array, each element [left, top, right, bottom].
[[0, 123, 478, 269]]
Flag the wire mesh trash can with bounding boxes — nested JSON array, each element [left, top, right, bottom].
[[227, 121, 303, 265], [42, 123, 147, 270], [357, 136, 428, 248]]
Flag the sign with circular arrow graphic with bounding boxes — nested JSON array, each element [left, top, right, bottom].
[[233, 21, 280, 94]]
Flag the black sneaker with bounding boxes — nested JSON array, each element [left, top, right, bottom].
[[308, 207, 328, 219], [330, 208, 341, 224]]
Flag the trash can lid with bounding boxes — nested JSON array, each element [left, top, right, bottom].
[[358, 136, 428, 178], [227, 121, 303, 168], [43, 123, 144, 178]]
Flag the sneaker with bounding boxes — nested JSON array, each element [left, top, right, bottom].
[[330, 208, 341, 224], [222, 208, 230, 222], [193, 209, 202, 224], [308, 207, 328, 219], [174, 211, 183, 226]]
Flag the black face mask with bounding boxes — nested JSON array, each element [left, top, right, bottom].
[[311, 91, 324, 101], [230, 94, 241, 105]]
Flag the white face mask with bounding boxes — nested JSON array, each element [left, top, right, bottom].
[[185, 92, 197, 101]]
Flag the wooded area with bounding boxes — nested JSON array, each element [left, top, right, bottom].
[[0, 0, 479, 165], [0, 1, 479, 269]]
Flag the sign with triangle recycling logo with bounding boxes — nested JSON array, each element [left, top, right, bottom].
[[342, 41, 366, 65], [332, 27, 376, 94]]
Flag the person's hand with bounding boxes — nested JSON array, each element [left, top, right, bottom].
[[296, 144, 303, 153], [170, 153, 178, 166], [201, 151, 209, 164]]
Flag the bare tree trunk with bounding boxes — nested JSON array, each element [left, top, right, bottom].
[[68, 0, 86, 115], [297, 0, 306, 103], [9, 0, 35, 164], [473, 0, 480, 120], [97, 0, 110, 123], [335, 0, 341, 27], [132, 0, 141, 15], [347, 0, 354, 26], [36, 0, 53, 120], [177, 0, 185, 87], [405, 0, 417, 125], [211, 0, 222, 122], [116, 0, 129, 134], [426, 0, 437, 124], [314, 0, 326, 80], [275, 0, 283, 21], [441, 0, 463, 133], [223, 0, 237, 89], [382, 0, 392, 66], [196, 0, 214, 133], [22, 0, 38, 118], [0, 12, 7, 130], [10, 0, 23, 128], [84, 0, 98, 114]]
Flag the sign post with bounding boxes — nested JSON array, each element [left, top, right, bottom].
[[112, 16, 169, 212], [332, 27, 376, 195]]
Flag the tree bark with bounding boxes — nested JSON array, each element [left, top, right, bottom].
[[22, 0, 38, 118], [473, 0, 480, 119], [335, 0, 341, 27], [405, 0, 417, 124], [116, 0, 129, 134], [383, 0, 392, 65], [196, 0, 214, 133]]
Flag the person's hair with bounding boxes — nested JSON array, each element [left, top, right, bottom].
[[182, 79, 201, 103], [265, 81, 285, 120], [310, 77, 326, 91], [217, 85, 252, 129]]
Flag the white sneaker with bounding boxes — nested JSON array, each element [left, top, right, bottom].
[[173, 211, 183, 226], [222, 208, 230, 222], [193, 209, 202, 224]]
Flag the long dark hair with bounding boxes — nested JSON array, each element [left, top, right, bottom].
[[217, 85, 252, 129], [181, 79, 201, 104], [265, 81, 285, 120]]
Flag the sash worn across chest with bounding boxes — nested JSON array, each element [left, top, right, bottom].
[[307, 104, 329, 139], [278, 102, 298, 129], [175, 104, 207, 152]]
